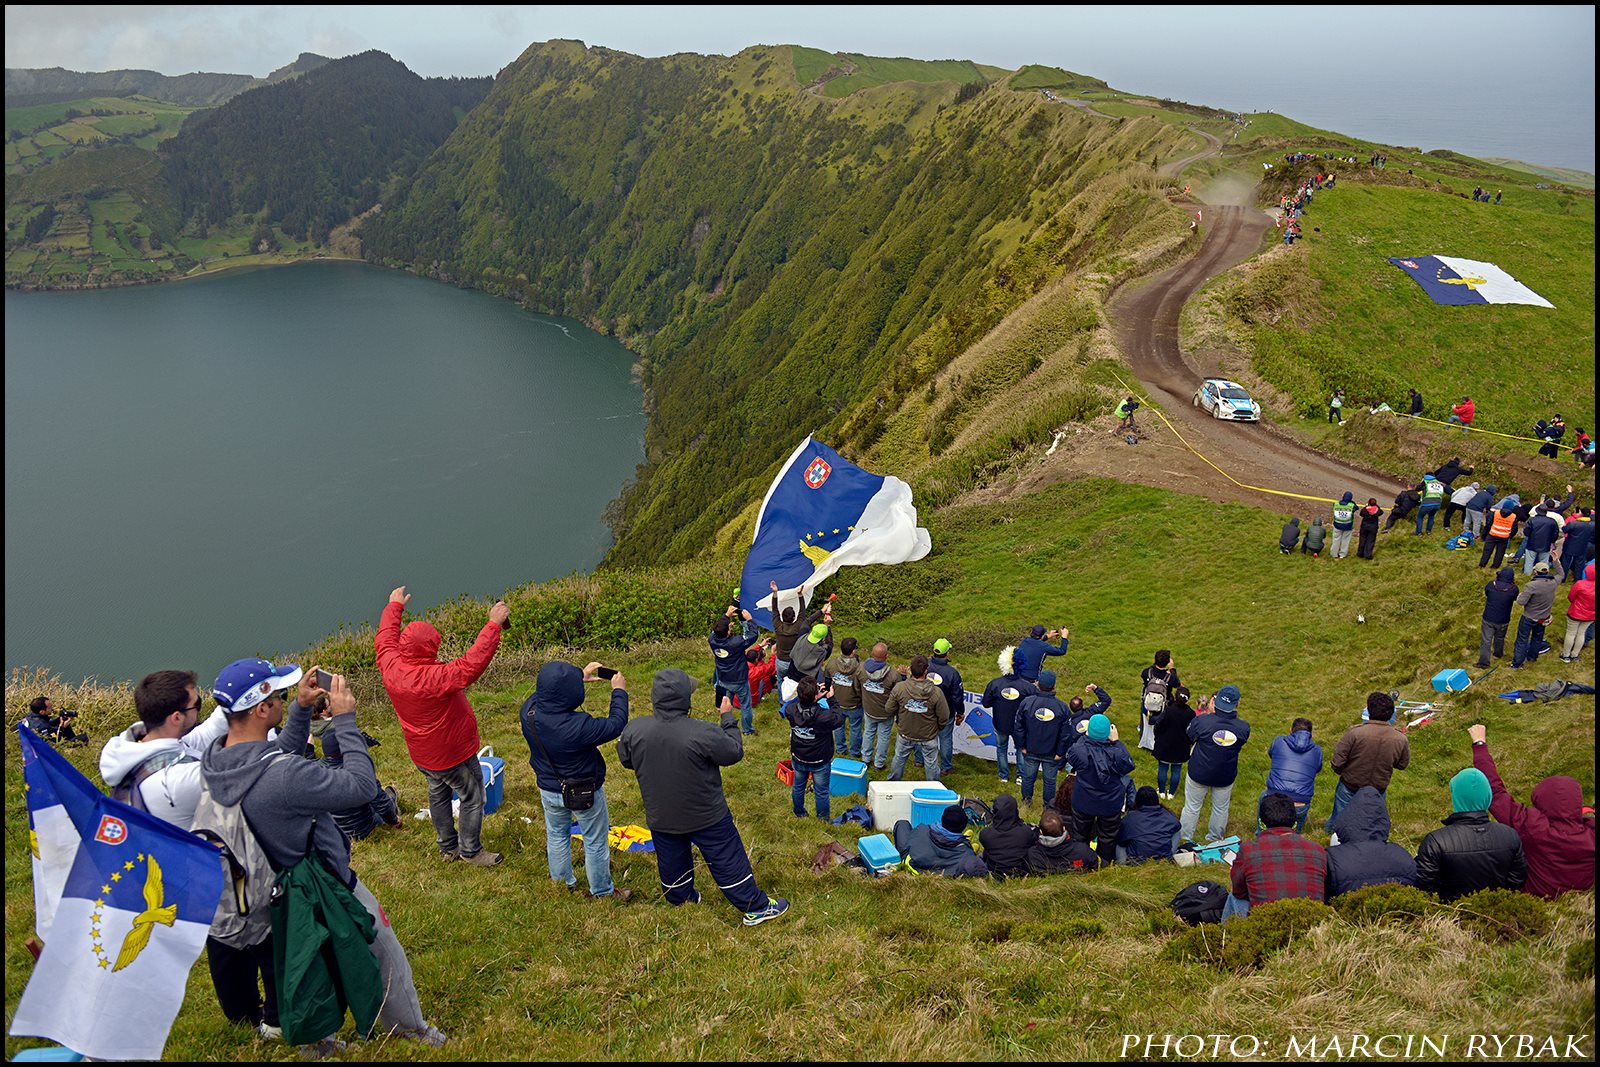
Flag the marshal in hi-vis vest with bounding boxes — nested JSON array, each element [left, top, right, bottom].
[[1489, 509, 1516, 538]]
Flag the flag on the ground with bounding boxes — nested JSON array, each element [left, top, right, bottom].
[[570, 822, 657, 853], [9, 724, 224, 1061], [1387, 255, 1554, 307], [740, 438, 931, 629]]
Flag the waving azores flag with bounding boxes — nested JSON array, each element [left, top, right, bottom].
[[10, 723, 223, 1061], [741, 438, 931, 629], [1387, 255, 1554, 307]]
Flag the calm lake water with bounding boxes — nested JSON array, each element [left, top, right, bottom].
[[5, 261, 644, 684]]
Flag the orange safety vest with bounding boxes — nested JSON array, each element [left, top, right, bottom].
[[1489, 509, 1516, 538]]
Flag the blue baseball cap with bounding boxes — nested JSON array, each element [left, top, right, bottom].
[[1213, 685, 1241, 713], [213, 657, 302, 713], [1037, 669, 1056, 690]]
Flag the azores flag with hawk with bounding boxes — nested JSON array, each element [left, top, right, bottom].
[[1387, 255, 1554, 307], [10, 723, 224, 1060], [741, 438, 931, 629]]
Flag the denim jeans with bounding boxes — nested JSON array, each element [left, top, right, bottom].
[[863, 716, 894, 769], [937, 716, 956, 775], [1512, 615, 1547, 667], [715, 679, 754, 733], [833, 706, 864, 759], [1465, 508, 1486, 538], [1018, 754, 1060, 804], [994, 734, 1017, 780], [1522, 549, 1552, 576], [791, 758, 832, 819], [418, 753, 485, 857], [1178, 774, 1234, 842], [1221, 894, 1251, 922], [889, 736, 940, 780], [1414, 504, 1439, 534], [1157, 761, 1185, 794], [540, 786, 615, 897], [1256, 792, 1309, 833], [1509, 537, 1528, 563]]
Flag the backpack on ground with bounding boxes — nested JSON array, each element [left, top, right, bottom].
[[191, 753, 292, 949], [1170, 879, 1227, 926], [960, 796, 993, 830], [108, 748, 188, 813]]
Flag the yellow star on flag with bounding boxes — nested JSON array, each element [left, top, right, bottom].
[[98, 959, 111, 970], [111, 872, 122, 883], [101, 884, 112, 895], [95, 898, 105, 907], [124, 860, 136, 871]]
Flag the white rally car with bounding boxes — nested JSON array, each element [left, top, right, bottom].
[[1193, 378, 1261, 422]]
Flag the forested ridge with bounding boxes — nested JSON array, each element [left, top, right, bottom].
[[363, 41, 1195, 565]]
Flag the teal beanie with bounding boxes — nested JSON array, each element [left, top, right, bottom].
[[1450, 768, 1492, 813]]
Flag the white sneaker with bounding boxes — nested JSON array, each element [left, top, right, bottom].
[[257, 1023, 283, 1041]]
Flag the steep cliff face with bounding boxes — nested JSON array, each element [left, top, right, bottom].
[[363, 42, 1194, 564]]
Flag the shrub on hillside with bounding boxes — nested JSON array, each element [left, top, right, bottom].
[[1331, 883, 1439, 925], [1453, 888, 1554, 944], [1013, 918, 1104, 942], [1565, 937, 1594, 982], [816, 556, 960, 622], [1163, 897, 1337, 970]]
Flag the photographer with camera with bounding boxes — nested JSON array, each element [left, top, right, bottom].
[[26, 695, 87, 745], [521, 660, 631, 901], [1116, 396, 1141, 433]]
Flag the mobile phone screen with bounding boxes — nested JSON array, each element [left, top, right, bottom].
[[595, 666, 617, 680], [314, 669, 334, 690]]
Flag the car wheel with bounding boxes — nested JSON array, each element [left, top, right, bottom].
[[1192, 392, 1201, 408]]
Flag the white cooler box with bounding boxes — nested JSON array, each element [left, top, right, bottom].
[[867, 779, 944, 831]]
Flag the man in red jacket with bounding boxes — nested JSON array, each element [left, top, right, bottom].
[[1469, 724, 1594, 898], [377, 585, 509, 866], [1447, 395, 1475, 432]]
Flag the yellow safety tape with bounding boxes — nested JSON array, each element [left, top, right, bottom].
[[1393, 411, 1552, 446], [1107, 368, 1339, 504]]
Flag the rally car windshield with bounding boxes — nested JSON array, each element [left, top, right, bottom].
[[1220, 387, 1251, 400]]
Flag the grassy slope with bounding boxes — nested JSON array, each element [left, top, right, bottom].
[[822, 54, 991, 97], [6, 479, 1594, 1060]]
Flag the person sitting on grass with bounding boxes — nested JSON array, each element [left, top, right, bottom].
[[1414, 767, 1527, 902], [1468, 724, 1593, 899], [894, 804, 988, 878], [978, 793, 1037, 880], [1323, 786, 1416, 898], [1222, 792, 1327, 921], [1025, 808, 1102, 874], [1115, 787, 1181, 864]]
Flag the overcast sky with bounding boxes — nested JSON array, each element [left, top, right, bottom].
[[5, 5, 1594, 169]]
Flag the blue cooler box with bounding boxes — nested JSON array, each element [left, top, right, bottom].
[[1432, 669, 1471, 693], [909, 787, 960, 828], [857, 833, 900, 874], [454, 745, 506, 816], [1195, 836, 1241, 864], [830, 757, 868, 798]]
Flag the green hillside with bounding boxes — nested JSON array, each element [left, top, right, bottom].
[[8, 478, 1593, 1060], [1009, 65, 1110, 92], [363, 41, 1199, 568]]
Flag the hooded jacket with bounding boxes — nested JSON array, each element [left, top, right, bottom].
[[928, 655, 964, 722], [1025, 828, 1102, 874], [1560, 515, 1595, 568], [886, 677, 951, 742], [616, 670, 743, 835], [1265, 730, 1324, 804], [1358, 502, 1383, 531], [521, 662, 628, 794], [1279, 518, 1301, 550], [1569, 562, 1595, 621], [1449, 482, 1480, 507], [199, 702, 375, 887], [1013, 634, 1068, 681], [1466, 485, 1496, 513], [1331, 720, 1410, 792], [1415, 810, 1527, 902], [1116, 802, 1180, 862], [1013, 690, 1074, 760], [709, 618, 760, 688], [1483, 567, 1520, 625], [823, 653, 869, 711], [1332, 492, 1357, 530], [1515, 570, 1563, 623], [1185, 706, 1250, 787], [1472, 744, 1594, 899], [1448, 399, 1474, 425], [1486, 497, 1521, 540], [1302, 518, 1327, 552], [783, 695, 844, 765], [894, 820, 988, 878], [1324, 786, 1417, 897], [99, 708, 231, 829], [788, 631, 830, 681], [1063, 736, 1137, 816], [980, 672, 1037, 737], [1151, 697, 1197, 764], [1524, 511, 1562, 554], [977, 795, 1037, 879], [861, 660, 904, 722], [375, 600, 500, 771], [769, 593, 824, 660]]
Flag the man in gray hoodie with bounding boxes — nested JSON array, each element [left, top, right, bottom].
[[200, 658, 445, 1051], [1512, 561, 1563, 668], [616, 669, 789, 926]]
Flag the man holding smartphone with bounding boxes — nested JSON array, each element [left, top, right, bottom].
[[709, 604, 761, 735], [376, 585, 508, 867]]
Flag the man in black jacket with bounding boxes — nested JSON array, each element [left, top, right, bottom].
[[1478, 566, 1519, 668], [617, 669, 789, 926], [521, 660, 630, 900], [1026, 808, 1102, 874], [1415, 768, 1527, 902], [977, 793, 1036, 879], [1385, 487, 1421, 532], [928, 639, 964, 776]]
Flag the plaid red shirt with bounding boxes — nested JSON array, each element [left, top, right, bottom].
[[1231, 827, 1327, 904]]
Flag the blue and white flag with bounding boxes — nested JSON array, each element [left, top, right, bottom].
[[740, 438, 931, 629], [1388, 255, 1554, 307], [10, 724, 224, 1061], [953, 691, 998, 763]]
